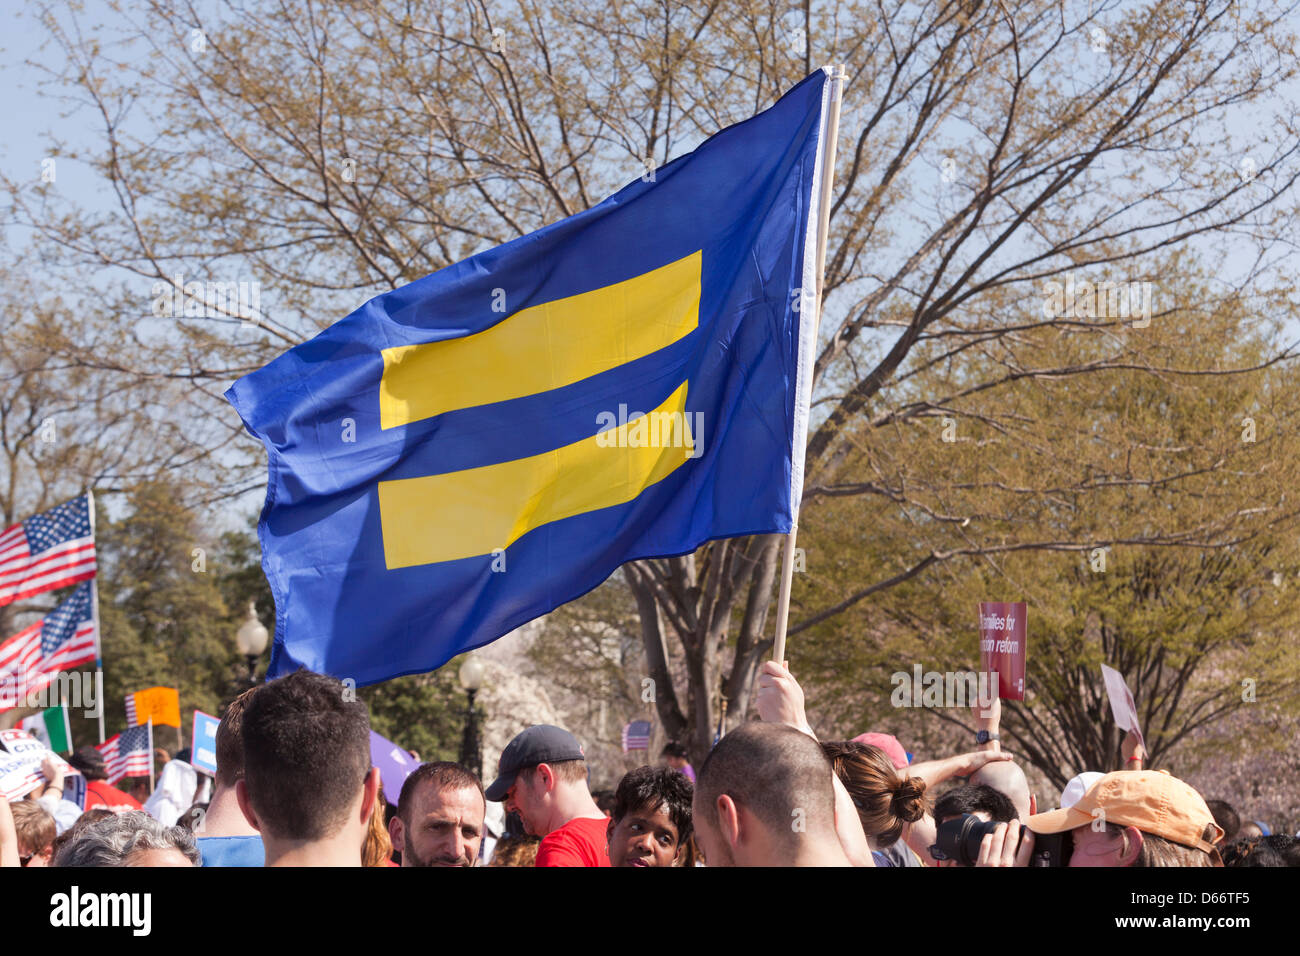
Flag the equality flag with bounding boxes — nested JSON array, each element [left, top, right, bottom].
[[621, 720, 652, 753], [227, 69, 838, 685], [96, 724, 152, 784], [0, 582, 97, 713], [0, 495, 96, 607], [125, 686, 181, 729], [21, 704, 73, 753]]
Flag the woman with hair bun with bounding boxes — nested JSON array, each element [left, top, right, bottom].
[[822, 741, 929, 864]]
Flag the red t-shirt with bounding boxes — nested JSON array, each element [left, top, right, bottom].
[[535, 816, 610, 867], [84, 780, 143, 813]]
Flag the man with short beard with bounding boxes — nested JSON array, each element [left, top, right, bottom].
[[390, 761, 485, 867]]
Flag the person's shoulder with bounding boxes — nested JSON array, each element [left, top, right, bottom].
[[196, 834, 265, 868], [536, 817, 609, 866], [537, 823, 580, 852], [534, 828, 578, 866]]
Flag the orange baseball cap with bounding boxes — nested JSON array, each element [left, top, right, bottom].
[[1026, 770, 1224, 853]]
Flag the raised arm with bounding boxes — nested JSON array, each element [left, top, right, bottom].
[[0, 797, 19, 868], [1121, 729, 1146, 771], [754, 660, 875, 867], [902, 750, 1015, 865]]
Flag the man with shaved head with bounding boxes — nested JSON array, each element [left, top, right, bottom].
[[692, 722, 850, 867], [971, 760, 1032, 821], [971, 693, 1034, 820]]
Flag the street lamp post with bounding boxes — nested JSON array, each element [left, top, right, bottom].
[[458, 656, 485, 779], [235, 601, 269, 686]]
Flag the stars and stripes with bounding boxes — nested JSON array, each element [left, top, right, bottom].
[[125, 693, 137, 726], [0, 582, 97, 712], [96, 724, 152, 784], [0, 496, 96, 608], [621, 719, 652, 753]]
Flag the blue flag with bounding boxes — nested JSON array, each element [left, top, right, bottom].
[[227, 69, 835, 685]]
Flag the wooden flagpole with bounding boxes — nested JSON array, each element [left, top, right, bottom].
[[86, 489, 106, 744], [772, 64, 848, 665]]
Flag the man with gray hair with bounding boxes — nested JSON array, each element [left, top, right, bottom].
[[53, 810, 200, 867]]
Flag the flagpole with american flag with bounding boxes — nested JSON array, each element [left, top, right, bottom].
[[87, 489, 105, 744], [95, 723, 152, 783]]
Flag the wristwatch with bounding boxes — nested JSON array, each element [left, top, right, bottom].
[[975, 730, 999, 744]]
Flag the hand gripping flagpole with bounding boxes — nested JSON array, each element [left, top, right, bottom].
[[87, 488, 106, 744], [772, 64, 847, 666]]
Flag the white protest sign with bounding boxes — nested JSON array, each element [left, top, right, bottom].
[[0, 728, 78, 801], [1100, 664, 1144, 750]]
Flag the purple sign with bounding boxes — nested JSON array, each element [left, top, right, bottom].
[[369, 730, 419, 804]]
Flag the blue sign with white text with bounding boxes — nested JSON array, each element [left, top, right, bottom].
[[191, 710, 220, 776]]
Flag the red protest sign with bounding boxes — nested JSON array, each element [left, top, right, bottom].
[[979, 602, 1027, 700]]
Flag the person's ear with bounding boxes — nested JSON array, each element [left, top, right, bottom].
[[537, 763, 555, 793], [234, 779, 261, 833], [389, 815, 405, 854], [1119, 826, 1144, 866], [606, 816, 616, 842], [359, 766, 381, 824], [716, 794, 741, 849], [1029, 792, 1037, 816]]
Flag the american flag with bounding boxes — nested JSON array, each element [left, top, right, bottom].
[[125, 692, 137, 726], [0, 582, 97, 713], [621, 719, 652, 753], [96, 724, 152, 784], [0, 496, 97, 608]]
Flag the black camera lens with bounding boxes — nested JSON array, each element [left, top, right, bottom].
[[934, 813, 1004, 866]]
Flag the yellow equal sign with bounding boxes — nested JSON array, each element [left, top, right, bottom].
[[378, 250, 702, 429], [377, 380, 694, 568]]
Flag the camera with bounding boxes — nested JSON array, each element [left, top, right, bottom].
[[931, 814, 1072, 866]]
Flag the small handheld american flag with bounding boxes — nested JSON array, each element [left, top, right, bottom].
[[96, 724, 152, 784], [621, 719, 652, 753], [0, 495, 97, 608]]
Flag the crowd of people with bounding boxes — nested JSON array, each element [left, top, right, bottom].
[[2, 661, 1296, 867]]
